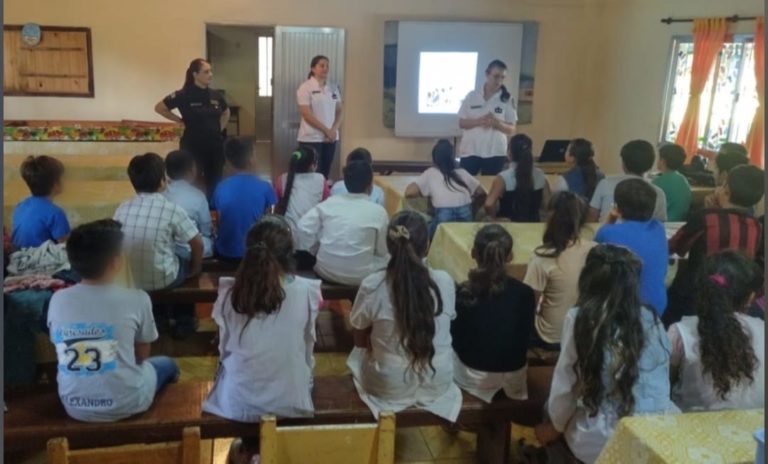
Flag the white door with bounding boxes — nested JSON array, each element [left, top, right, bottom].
[[273, 26, 346, 178]]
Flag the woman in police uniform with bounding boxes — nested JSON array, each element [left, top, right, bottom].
[[155, 58, 230, 198], [296, 55, 343, 179], [457, 59, 517, 176]]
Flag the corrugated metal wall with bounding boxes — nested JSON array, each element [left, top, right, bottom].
[[274, 27, 346, 178]]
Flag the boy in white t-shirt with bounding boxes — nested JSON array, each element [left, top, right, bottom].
[[48, 219, 179, 422]]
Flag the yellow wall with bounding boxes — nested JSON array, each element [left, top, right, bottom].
[[4, 0, 763, 174]]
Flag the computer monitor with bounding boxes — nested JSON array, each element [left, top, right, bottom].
[[538, 140, 571, 162]]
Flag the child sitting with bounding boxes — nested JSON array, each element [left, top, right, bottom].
[[114, 152, 203, 291], [704, 144, 749, 208], [652, 143, 692, 222], [595, 179, 668, 316], [535, 244, 676, 463], [296, 160, 389, 285], [451, 224, 535, 403], [330, 148, 386, 206], [164, 150, 214, 259], [666, 165, 764, 326], [590, 140, 667, 222], [48, 219, 179, 422], [347, 211, 462, 421], [203, 215, 321, 461], [524, 191, 596, 349], [212, 137, 277, 260], [275, 146, 328, 236], [668, 251, 764, 411], [12, 155, 70, 249], [405, 139, 486, 236], [552, 138, 604, 201], [485, 134, 550, 222]]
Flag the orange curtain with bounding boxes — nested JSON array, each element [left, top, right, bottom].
[[745, 17, 764, 167], [675, 18, 729, 162]]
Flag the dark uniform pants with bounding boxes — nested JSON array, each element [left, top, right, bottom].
[[299, 141, 337, 179], [181, 136, 224, 200]]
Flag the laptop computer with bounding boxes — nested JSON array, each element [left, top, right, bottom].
[[538, 140, 571, 162]]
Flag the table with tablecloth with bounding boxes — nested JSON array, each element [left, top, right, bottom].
[[427, 222, 685, 283], [596, 409, 764, 464]]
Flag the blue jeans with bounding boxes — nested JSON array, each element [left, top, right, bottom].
[[147, 356, 179, 392], [430, 204, 474, 237]]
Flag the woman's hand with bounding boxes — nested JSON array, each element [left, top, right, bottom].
[[323, 127, 337, 142]]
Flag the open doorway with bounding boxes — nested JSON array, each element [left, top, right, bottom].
[[205, 24, 274, 174]]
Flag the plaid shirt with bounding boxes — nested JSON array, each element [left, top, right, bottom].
[[669, 208, 762, 269], [114, 193, 199, 291]]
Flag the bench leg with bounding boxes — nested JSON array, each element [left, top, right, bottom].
[[476, 421, 511, 464]]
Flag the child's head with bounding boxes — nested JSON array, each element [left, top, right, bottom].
[[466, 224, 513, 296], [346, 147, 373, 165], [67, 219, 124, 283], [230, 215, 294, 334], [566, 138, 594, 167], [657, 143, 686, 172], [713, 144, 748, 184], [696, 250, 761, 399], [613, 178, 656, 221], [537, 191, 589, 258], [508, 134, 534, 191], [343, 160, 373, 195], [620, 140, 655, 176], [574, 244, 646, 417], [224, 136, 255, 172], [276, 146, 318, 214], [720, 165, 764, 208], [21, 155, 65, 197], [165, 150, 197, 182], [386, 211, 443, 374], [127, 153, 166, 194]]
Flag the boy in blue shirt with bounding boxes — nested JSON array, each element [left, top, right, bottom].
[[12, 155, 70, 249], [594, 178, 668, 316], [213, 137, 276, 259]]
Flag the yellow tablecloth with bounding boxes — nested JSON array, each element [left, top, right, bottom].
[[596, 409, 764, 464], [4, 180, 135, 228], [427, 222, 685, 283]]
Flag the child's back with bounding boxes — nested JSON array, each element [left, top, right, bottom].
[[653, 144, 692, 222], [213, 173, 276, 259], [12, 155, 70, 248], [277, 171, 327, 233], [164, 150, 214, 258]]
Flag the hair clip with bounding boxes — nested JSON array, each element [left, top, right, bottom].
[[292, 151, 303, 160], [708, 273, 729, 288], [388, 225, 411, 241], [249, 241, 268, 251]]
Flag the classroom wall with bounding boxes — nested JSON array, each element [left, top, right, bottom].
[[4, 0, 764, 173]]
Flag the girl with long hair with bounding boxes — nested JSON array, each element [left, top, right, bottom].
[[457, 60, 518, 175], [275, 146, 328, 237], [405, 139, 486, 237], [553, 138, 604, 201], [536, 244, 676, 463], [668, 250, 764, 411], [155, 58, 230, 199], [346, 211, 462, 421], [524, 191, 595, 349], [451, 224, 535, 403], [484, 133, 551, 222]]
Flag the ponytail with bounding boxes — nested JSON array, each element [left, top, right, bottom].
[[569, 138, 599, 199], [432, 139, 471, 194], [536, 191, 588, 258], [184, 58, 209, 89], [509, 134, 534, 192], [696, 251, 759, 399], [464, 224, 512, 297], [277, 146, 317, 215], [386, 211, 443, 375], [229, 215, 295, 343]]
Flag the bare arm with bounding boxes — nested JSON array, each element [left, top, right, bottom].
[[459, 113, 493, 130], [491, 117, 516, 136], [219, 108, 230, 133], [155, 101, 183, 124], [404, 182, 422, 198], [135, 342, 151, 364], [484, 176, 506, 218], [187, 235, 203, 279], [330, 103, 343, 134]]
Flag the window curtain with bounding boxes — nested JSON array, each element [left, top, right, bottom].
[[675, 18, 729, 162], [746, 17, 764, 167]]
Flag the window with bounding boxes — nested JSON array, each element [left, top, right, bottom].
[[661, 35, 758, 151], [258, 36, 273, 97]]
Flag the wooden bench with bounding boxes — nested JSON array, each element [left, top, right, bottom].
[[5, 369, 553, 463], [149, 271, 359, 305]]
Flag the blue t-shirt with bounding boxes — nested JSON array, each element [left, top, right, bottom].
[[212, 173, 276, 259], [12, 196, 70, 249], [594, 220, 668, 316]]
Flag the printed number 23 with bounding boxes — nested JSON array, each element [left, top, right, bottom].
[[64, 348, 102, 372]]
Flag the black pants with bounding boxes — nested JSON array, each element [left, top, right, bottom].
[[181, 136, 224, 200], [459, 155, 507, 176], [299, 141, 337, 179]]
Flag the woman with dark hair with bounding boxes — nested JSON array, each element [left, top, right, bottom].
[[155, 58, 230, 198], [296, 55, 343, 179], [552, 138, 604, 201], [457, 59, 517, 176], [484, 134, 550, 222]]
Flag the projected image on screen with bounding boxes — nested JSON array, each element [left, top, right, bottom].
[[418, 52, 478, 114]]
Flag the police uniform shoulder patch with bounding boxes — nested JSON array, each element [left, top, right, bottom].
[[495, 107, 503, 114]]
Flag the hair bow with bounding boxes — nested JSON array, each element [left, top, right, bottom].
[[708, 273, 729, 288], [388, 225, 410, 241]]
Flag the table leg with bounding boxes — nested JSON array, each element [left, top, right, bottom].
[[476, 421, 511, 464]]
